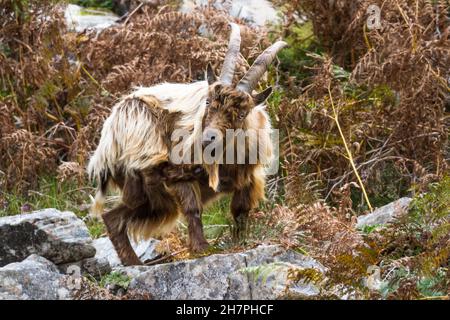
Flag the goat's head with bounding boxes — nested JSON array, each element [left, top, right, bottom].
[[201, 23, 287, 148]]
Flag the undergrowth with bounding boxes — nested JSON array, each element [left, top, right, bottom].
[[0, 0, 448, 300]]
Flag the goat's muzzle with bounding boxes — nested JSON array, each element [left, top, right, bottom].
[[202, 127, 221, 148]]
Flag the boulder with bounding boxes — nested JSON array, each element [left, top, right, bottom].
[[0, 209, 96, 267], [117, 245, 327, 300], [0, 255, 74, 300], [93, 237, 160, 268], [356, 197, 412, 229]]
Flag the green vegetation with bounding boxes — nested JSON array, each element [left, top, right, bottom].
[[1, 0, 448, 300], [374, 177, 450, 299], [201, 197, 231, 240], [0, 175, 105, 238], [0, 176, 92, 217], [276, 21, 322, 84], [99, 271, 132, 289]]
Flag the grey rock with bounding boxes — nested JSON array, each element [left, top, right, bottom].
[[117, 245, 327, 300], [0, 255, 74, 300], [356, 197, 412, 229], [0, 209, 96, 267], [181, 0, 280, 27], [64, 4, 118, 33], [93, 237, 160, 268], [58, 256, 111, 279], [238, 246, 326, 300]]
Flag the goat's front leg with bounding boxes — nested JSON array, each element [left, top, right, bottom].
[[172, 182, 209, 253], [231, 183, 259, 243], [102, 204, 143, 266]]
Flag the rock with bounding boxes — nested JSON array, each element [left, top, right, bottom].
[[64, 4, 119, 33], [58, 256, 111, 279], [181, 0, 280, 27], [93, 237, 160, 268], [237, 246, 326, 300], [356, 197, 412, 229], [0, 209, 96, 267], [0, 255, 74, 300], [117, 245, 327, 300]]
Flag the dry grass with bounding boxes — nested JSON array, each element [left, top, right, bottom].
[[0, 0, 266, 194], [1, 0, 448, 300], [276, 0, 449, 211]]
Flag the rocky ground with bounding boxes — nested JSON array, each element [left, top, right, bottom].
[[0, 208, 326, 299], [0, 200, 409, 300]]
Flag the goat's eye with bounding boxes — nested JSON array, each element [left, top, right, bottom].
[[205, 98, 210, 106]]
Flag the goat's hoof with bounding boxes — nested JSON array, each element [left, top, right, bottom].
[[231, 229, 248, 245], [232, 217, 248, 243], [190, 240, 209, 253], [121, 257, 143, 266]]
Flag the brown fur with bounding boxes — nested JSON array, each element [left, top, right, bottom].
[[95, 84, 271, 266]]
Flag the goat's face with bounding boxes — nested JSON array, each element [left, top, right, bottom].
[[202, 84, 252, 147], [199, 22, 286, 148], [202, 80, 272, 148]]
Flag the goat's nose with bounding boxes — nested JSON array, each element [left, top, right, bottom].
[[202, 128, 219, 147]]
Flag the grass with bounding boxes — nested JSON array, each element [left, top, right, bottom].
[[0, 175, 92, 217], [0, 174, 281, 246], [0, 175, 105, 238], [201, 196, 232, 240]]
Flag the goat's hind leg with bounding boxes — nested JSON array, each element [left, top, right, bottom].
[[102, 204, 143, 266]]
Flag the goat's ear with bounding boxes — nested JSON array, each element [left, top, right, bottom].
[[206, 63, 217, 85], [253, 87, 272, 105]]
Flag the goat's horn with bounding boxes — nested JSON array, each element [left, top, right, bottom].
[[236, 41, 288, 93], [219, 23, 241, 85]]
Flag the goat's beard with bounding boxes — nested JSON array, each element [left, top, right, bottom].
[[204, 163, 220, 192]]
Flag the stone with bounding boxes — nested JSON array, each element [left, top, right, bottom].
[[58, 256, 111, 279], [117, 245, 327, 300], [93, 237, 160, 268], [64, 4, 118, 33], [0, 255, 74, 300], [181, 0, 280, 27], [356, 197, 412, 229], [0, 209, 96, 267]]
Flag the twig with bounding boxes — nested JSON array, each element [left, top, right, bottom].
[[144, 248, 188, 266], [81, 64, 113, 97], [124, 2, 144, 25], [12, 38, 33, 53], [328, 85, 373, 211]]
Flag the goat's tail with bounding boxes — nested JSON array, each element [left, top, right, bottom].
[[87, 146, 110, 216], [88, 169, 109, 216], [91, 182, 106, 216]]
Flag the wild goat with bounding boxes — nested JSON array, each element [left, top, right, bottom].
[[88, 23, 286, 265]]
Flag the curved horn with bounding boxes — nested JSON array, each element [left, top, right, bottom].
[[236, 41, 288, 93], [219, 23, 241, 85]]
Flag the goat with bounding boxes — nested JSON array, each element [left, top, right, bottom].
[[87, 23, 286, 265]]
